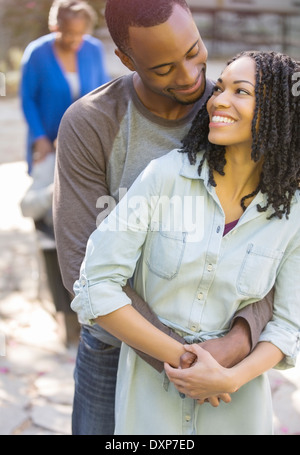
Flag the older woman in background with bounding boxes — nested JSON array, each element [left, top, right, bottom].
[[20, 0, 109, 344]]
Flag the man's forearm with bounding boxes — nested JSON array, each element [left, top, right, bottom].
[[231, 288, 274, 350], [125, 285, 274, 371], [200, 290, 274, 368], [199, 317, 251, 368]]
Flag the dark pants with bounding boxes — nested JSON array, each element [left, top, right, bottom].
[[72, 326, 120, 435]]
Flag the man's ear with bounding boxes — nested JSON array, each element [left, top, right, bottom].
[[115, 48, 135, 72]]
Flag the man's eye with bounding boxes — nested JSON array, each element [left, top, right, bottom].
[[187, 46, 200, 59], [155, 67, 173, 76]]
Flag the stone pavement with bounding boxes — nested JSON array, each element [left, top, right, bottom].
[[1, 69, 300, 435]]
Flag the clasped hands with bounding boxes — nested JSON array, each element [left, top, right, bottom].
[[165, 343, 232, 407]]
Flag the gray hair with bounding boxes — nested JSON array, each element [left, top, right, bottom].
[[48, 0, 97, 31]]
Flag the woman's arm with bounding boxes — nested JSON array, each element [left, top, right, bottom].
[[96, 304, 185, 367], [164, 341, 283, 401], [20, 46, 47, 140]]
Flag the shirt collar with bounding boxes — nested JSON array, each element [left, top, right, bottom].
[[179, 151, 299, 213], [179, 151, 207, 181]]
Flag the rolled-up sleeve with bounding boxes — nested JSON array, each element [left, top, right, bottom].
[[71, 161, 159, 324], [259, 240, 300, 369]]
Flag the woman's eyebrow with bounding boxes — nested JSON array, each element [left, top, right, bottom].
[[234, 80, 255, 87], [217, 77, 254, 87]]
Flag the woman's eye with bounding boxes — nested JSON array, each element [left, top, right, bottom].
[[213, 85, 222, 93], [237, 88, 250, 95]]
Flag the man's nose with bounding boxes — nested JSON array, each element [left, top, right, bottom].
[[175, 60, 199, 87]]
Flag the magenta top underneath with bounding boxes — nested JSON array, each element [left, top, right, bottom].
[[223, 219, 239, 236]]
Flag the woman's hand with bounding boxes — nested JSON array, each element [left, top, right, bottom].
[[33, 137, 54, 163], [165, 344, 234, 406]]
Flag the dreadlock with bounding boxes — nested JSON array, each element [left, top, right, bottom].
[[181, 50, 300, 219]]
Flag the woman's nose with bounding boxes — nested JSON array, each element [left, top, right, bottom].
[[213, 90, 231, 108]]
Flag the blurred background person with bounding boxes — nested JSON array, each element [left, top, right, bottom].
[[19, 0, 110, 345]]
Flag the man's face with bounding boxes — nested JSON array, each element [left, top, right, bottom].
[[125, 5, 208, 105]]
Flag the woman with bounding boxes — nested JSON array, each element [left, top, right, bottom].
[[20, 0, 109, 172], [20, 0, 109, 344], [71, 51, 300, 434]]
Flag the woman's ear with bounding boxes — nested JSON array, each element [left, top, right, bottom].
[[115, 48, 135, 72]]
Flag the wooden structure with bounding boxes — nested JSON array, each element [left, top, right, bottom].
[[187, 0, 300, 56]]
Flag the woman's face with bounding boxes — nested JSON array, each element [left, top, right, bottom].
[[206, 56, 256, 151], [55, 17, 88, 52]]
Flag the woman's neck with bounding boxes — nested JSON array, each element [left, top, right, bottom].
[[54, 40, 77, 72], [213, 146, 263, 223]]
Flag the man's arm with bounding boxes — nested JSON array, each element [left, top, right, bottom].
[[127, 285, 274, 372], [53, 103, 110, 294], [200, 291, 274, 368], [165, 341, 283, 402], [231, 287, 274, 350], [181, 290, 274, 369]]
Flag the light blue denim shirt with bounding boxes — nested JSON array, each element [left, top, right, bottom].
[[72, 149, 300, 370]]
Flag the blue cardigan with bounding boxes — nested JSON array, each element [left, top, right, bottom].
[[20, 33, 110, 172]]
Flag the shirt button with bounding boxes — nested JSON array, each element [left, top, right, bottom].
[[185, 415, 191, 422], [191, 325, 197, 331], [216, 226, 221, 233], [207, 264, 213, 271], [197, 292, 203, 300], [81, 279, 86, 286]]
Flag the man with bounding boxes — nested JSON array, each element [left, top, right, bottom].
[[53, 0, 272, 435]]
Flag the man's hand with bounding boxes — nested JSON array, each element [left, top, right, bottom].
[[180, 317, 251, 369], [199, 317, 251, 368], [165, 344, 233, 406], [176, 318, 251, 406]]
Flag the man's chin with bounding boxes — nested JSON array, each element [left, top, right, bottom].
[[170, 84, 206, 106], [172, 92, 203, 106]]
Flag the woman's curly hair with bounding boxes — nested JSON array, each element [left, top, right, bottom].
[[181, 50, 300, 219]]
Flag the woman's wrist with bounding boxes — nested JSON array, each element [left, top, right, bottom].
[[223, 367, 240, 394]]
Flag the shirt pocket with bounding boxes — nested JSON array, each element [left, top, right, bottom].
[[237, 243, 284, 298], [144, 230, 187, 280]]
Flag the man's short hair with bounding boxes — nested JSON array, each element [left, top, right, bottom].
[[105, 0, 190, 54]]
